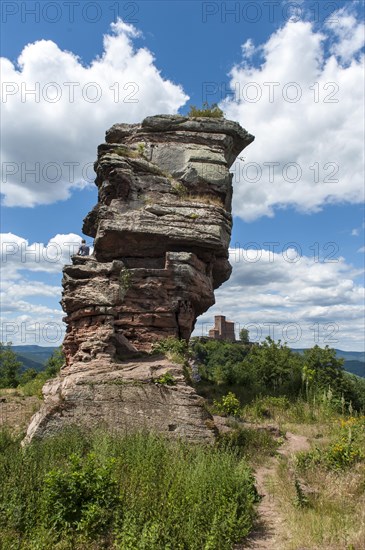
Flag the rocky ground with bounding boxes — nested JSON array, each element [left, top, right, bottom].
[[0, 391, 41, 433]]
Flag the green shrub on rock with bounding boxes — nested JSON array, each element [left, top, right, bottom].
[[152, 337, 188, 364], [188, 102, 224, 118]]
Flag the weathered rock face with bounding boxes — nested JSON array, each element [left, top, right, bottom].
[[64, 115, 254, 362], [24, 115, 254, 444], [24, 356, 216, 444]]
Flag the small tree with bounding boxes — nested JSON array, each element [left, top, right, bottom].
[[19, 368, 38, 385], [239, 328, 249, 344], [44, 346, 64, 377], [302, 345, 345, 396], [243, 337, 303, 393], [214, 392, 241, 416], [0, 342, 21, 388]]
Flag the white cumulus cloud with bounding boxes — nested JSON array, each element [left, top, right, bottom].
[[0, 232, 82, 277], [325, 5, 365, 63], [0, 19, 188, 207], [221, 6, 365, 221], [195, 247, 365, 351], [0, 232, 84, 345]]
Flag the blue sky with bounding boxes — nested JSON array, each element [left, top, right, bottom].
[[1, 0, 364, 350]]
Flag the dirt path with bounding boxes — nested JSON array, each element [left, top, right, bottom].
[[237, 431, 310, 550]]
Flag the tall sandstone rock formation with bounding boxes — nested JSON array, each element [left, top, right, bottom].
[[24, 115, 254, 444]]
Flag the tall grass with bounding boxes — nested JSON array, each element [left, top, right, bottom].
[[0, 427, 257, 549], [241, 394, 354, 426], [218, 426, 281, 464], [271, 460, 365, 549], [260, 414, 365, 549]]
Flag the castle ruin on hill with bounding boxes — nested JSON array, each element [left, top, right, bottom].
[[208, 315, 236, 341]]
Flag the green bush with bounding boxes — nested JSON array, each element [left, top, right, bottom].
[[43, 347, 64, 377], [44, 452, 119, 537], [0, 428, 257, 549], [188, 102, 224, 118], [0, 342, 21, 388], [19, 368, 38, 385], [243, 396, 291, 420], [325, 440, 364, 470], [244, 338, 302, 394], [152, 337, 188, 364], [20, 347, 64, 397], [214, 392, 241, 416], [296, 417, 365, 472], [171, 181, 188, 197], [191, 339, 249, 386], [342, 373, 365, 411], [191, 338, 365, 414], [137, 142, 146, 157], [296, 440, 364, 472], [191, 338, 302, 396], [154, 371, 176, 386], [21, 372, 48, 397], [302, 345, 346, 397], [293, 477, 310, 508]]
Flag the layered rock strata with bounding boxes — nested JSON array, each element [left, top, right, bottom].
[[24, 115, 254, 444]]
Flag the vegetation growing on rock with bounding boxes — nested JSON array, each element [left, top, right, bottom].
[[188, 102, 224, 118]]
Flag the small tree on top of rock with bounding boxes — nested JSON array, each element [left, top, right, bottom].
[[188, 102, 224, 118]]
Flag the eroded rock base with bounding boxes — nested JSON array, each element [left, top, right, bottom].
[[23, 356, 215, 444]]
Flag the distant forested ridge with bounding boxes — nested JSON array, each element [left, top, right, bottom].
[[12, 345, 58, 372]]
